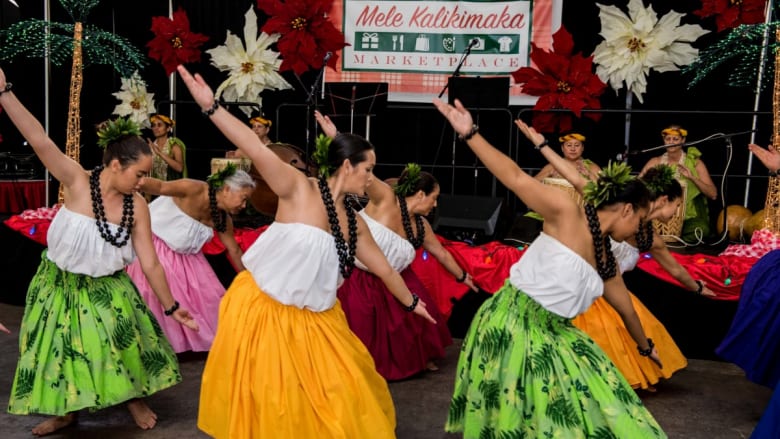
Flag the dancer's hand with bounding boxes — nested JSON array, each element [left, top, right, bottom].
[[0, 68, 7, 90], [176, 65, 216, 112], [648, 348, 663, 368], [314, 110, 338, 138], [413, 299, 436, 324], [0, 322, 10, 334], [699, 281, 716, 298], [173, 308, 199, 331], [463, 274, 479, 292], [432, 98, 474, 137], [748, 143, 780, 173], [514, 119, 546, 147]]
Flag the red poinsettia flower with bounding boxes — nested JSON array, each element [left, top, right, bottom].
[[257, 0, 348, 75], [694, 0, 766, 33], [147, 8, 209, 75], [512, 27, 606, 133]]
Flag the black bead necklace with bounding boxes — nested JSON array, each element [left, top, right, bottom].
[[318, 176, 357, 278], [208, 183, 227, 233], [398, 195, 425, 249], [584, 203, 617, 280], [90, 165, 134, 248], [635, 220, 654, 253]]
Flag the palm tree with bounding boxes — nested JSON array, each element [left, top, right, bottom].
[[0, 0, 145, 203]]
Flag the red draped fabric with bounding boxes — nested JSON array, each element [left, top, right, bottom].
[[0, 180, 47, 214]]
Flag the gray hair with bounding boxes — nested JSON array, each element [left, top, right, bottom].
[[223, 170, 256, 191]]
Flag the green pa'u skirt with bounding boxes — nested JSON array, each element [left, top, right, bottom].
[[445, 280, 666, 438], [8, 251, 181, 416]]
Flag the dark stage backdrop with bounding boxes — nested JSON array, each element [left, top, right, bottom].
[[0, 0, 775, 223]]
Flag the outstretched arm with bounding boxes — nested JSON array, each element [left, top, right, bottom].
[[355, 216, 436, 324], [602, 275, 662, 367], [649, 235, 715, 296], [314, 110, 339, 138], [139, 177, 201, 198], [0, 69, 83, 187], [177, 65, 305, 200], [131, 194, 199, 331], [516, 121, 589, 193], [749, 143, 780, 173], [421, 219, 478, 291], [433, 99, 572, 222], [0, 322, 9, 334]]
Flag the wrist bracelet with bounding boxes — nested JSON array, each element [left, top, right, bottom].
[[455, 271, 467, 283], [403, 293, 420, 312], [458, 124, 479, 141], [202, 100, 220, 117], [164, 300, 180, 316], [637, 338, 654, 357], [0, 82, 13, 96], [694, 280, 704, 295], [534, 138, 548, 150]]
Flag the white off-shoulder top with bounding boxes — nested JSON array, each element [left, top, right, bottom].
[[610, 237, 641, 275], [242, 222, 342, 312], [354, 210, 415, 272], [47, 206, 135, 277], [149, 196, 214, 254], [509, 232, 604, 318]]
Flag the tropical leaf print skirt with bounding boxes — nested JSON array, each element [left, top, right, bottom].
[[8, 252, 181, 416], [445, 280, 666, 438]]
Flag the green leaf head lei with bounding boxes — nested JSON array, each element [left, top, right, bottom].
[[206, 162, 238, 189], [96, 117, 141, 149], [583, 161, 634, 208], [312, 133, 334, 178], [641, 164, 676, 198], [394, 163, 422, 197]]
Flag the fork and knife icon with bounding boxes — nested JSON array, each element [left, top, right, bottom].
[[392, 35, 404, 51]]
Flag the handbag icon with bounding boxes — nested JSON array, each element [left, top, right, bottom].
[[415, 34, 430, 52]]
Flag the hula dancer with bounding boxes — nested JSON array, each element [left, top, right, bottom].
[[434, 98, 666, 438], [0, 68, 197, 436]]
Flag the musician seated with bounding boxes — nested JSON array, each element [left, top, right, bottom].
[[227, 113, 273, 158], [513, 131, 600, 243], [639, 125, 717, 242]]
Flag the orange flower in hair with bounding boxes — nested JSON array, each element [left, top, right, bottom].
[[559, 133, 586, 143], [662, 127, 687, 138], [150, 114, 175, 127], [250, 116, 272, 127]]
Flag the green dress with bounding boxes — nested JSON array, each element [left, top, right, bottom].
[[662, 147, 711, 241], [445, 233, 666, 438], [8, 207, 181, 416]]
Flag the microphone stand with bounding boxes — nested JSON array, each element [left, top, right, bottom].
[[438, 40, 476, 98], [304, 54, 331, 156], [438, 40, 477, 193]]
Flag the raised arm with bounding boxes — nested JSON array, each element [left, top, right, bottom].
[[177, 65, 305, 200], [314, 110, 339, 138], [0, 69, 84, 187], [433, 99, 573, 222], [517, 122, 589, 193], [601, 274, 662, 367], [355, 216, 436, 324]]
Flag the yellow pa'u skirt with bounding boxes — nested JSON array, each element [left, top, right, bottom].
[[572, 292, 688, 390], [198, 271, 397, 438]]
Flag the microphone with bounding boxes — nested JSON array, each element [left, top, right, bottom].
[[323, 51, 333, 62]]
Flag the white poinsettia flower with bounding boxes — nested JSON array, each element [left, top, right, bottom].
[[592, 0, 709, 103], [207, 6, 291, 117], [112, 71, 155, 128]]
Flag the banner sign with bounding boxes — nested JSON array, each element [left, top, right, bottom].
[[326, 0, 562, 104]]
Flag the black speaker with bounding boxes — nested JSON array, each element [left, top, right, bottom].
[[433, 194, 503, 236]]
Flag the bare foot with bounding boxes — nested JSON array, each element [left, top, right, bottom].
[[426, 361, 440, 372], [31, 413, 77, 436], [127, 399, 158, 430]]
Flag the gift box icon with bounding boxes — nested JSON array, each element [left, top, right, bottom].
[[361, 32, 379, 50]]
